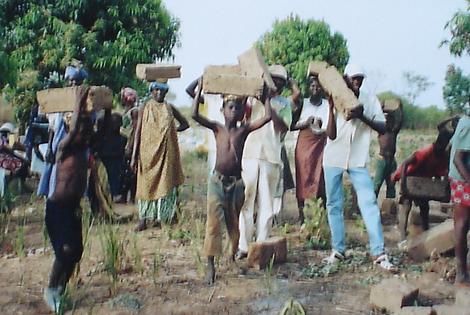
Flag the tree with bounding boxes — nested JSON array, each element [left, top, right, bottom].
[[441, 0, 470, 57], [402, 71, 433, 105], [257, 15, 349, 93], [443, 65, 470, 114], [0, 0, 180, 125]]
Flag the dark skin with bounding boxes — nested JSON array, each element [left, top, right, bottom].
[[378, 103, 403, 159], [290, 75, 337, 224], [48, 86, 92, 290], [397, 129, 451, 241], [344, 75, 386, 135], [192, 78, 272, 285], [270, 76, 301, 135], [130, 86, 189, 231]]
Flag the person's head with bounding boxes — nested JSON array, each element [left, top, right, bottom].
[[268, 65, 287, 93], [64, 65, 88, 86], [222, 95, 246, 124], [121, 87, 138, 109], [149, 81, 169, 102], [111, 113, 123, 134], [434, 128, 453, 153], [307, 74, 323, 99], [344, 64, 366, 95]]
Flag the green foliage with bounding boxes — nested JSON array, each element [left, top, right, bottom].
[[99, 224, 125, 285], [378, 91, 448, 130], [402, 71, 433, 105], [0, 0, 180, 125], [443, 64, 470, 114], [258, 14, 349, 94], [303, 198, 330, 250], [442, 1, 470, 57]]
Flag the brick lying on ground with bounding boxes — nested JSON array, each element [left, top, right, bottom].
[[433, 304, 470, 315], [307, 61, 360, 116], [370, 278, 419, 313], [406, 219, 454, 262], [135, 63, 181, 80], [247, 236, 287, 270], [393, 306, 435, 315], [37, 86, 113, 113]]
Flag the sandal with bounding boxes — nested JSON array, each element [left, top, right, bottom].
[[373, 254, 398, 273], [322, 250, 345, 265]]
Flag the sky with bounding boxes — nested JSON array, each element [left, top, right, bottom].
[[163, 0, 469, 108]]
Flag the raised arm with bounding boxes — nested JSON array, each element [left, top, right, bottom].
[[186, 77, 205, 104], [191, 77, 217, 131], [454, 150, 470, 183], [393, 103, 404, 133], [171, 105, 190, 132], [246, 96, 272, 133], [326, 96, 337, 140], [59, 86, 89, 153]]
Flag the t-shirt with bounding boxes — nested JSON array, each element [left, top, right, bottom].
[[392, 143, 448, 182], [298, 98, 329, 133], [449, 116, 470, 181]]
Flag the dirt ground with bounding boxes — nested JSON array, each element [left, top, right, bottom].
[[0, 129, 459, 315]]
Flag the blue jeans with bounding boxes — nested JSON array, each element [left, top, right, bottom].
[[324, 166, 384, 256]]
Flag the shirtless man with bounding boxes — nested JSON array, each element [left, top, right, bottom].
[[374, 102, 403, 198], [43, 86, 92, 312], [192, 78, 272, 284]]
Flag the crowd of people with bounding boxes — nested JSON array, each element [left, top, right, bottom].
[[0, 61, 469, 312]]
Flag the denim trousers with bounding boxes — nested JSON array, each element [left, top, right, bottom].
[[324, 166, 384, 256]]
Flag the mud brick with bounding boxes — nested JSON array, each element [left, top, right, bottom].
[[313, 65, 360, 115], [381, 198, 397, 215], [247, 236, 287, 270], [307, 61, 328, 76], [406, 177, 450, 202], [394, 306, 435, 315], [433, 304, 470, 315], [203, 66, 264, 97], [383, 99, 401, 112], [135, 63, 181, 80], [455, 288, 470, 308], [407, 220, 454, 262], [37, 87, 79, 113], [370, 278, 419, 313], [237, 46, 276, 91], [87, 86, 113, 111]]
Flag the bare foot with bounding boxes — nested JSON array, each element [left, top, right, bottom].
[[134, 219, 147, 232], [204, 265, 215, 285]]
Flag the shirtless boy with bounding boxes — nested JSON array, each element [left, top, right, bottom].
[[43, 86, 92, 312], [192, 78, 272, 284]]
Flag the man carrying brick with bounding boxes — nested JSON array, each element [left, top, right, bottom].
[[322, 64, 396, 272], [449, 97, 470, 287]]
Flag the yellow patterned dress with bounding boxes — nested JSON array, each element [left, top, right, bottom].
[[136, 99, 184, 222]]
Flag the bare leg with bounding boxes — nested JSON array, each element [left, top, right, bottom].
[[454, 204, 470, 286], [48, 259, 65, 289], [398, 199, 412, 241], [134, 219, 147, 232], [297, 200, 305, 225], [204, 256, 215, 285], [417, 200, 430, 231]]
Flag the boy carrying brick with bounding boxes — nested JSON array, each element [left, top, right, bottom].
[[191, 78, 272, 285]]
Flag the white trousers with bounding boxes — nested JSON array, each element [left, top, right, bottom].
[[239, 159, 282, 252]]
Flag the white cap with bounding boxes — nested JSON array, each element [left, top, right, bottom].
[[268, 65, 288, 81], [0, 122, 15, 133], [344, 64, 366, 78]]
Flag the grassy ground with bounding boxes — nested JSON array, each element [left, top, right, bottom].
[[0, 128, 457, 315]]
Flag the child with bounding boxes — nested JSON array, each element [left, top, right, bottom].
[[192, 78, 272, 284], [450, 99, 470, 287], [43, 86, 92, 312]]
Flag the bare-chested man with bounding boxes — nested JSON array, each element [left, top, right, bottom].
[[43, 87, 92, 312], [192, 78, 272, 284], [374, 102, 403, 198]]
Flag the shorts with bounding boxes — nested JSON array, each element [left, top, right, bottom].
[[450, 177, 470, 207]]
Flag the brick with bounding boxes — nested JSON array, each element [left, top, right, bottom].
[[406, 177, 450, 202], [307, 61, 328, 76], [312, 63, 360, 115], [394, 306, 435, 315], [135, 63, 181, 80], [203, 69, 264, 97], [238, 46, 276, 91], [37, 86, 113, 113], [383, 99, 401, 112], [433, 304, 470, 315], [455, 288, 470, 308], [370, 278, 419, 313], [407, 220, 454, 262], [247, 236, 287, 270], [381, 198, 397, 215]]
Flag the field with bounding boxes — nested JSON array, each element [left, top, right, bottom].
[[0, 127, 458, 315]]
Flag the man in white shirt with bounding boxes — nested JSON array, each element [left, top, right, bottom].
[[322, 64, 396, 271]]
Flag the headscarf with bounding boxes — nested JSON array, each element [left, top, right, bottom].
[[121, 87, 138, 104], [148, 81, 169, 92], [64, 65, 88, 84]]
